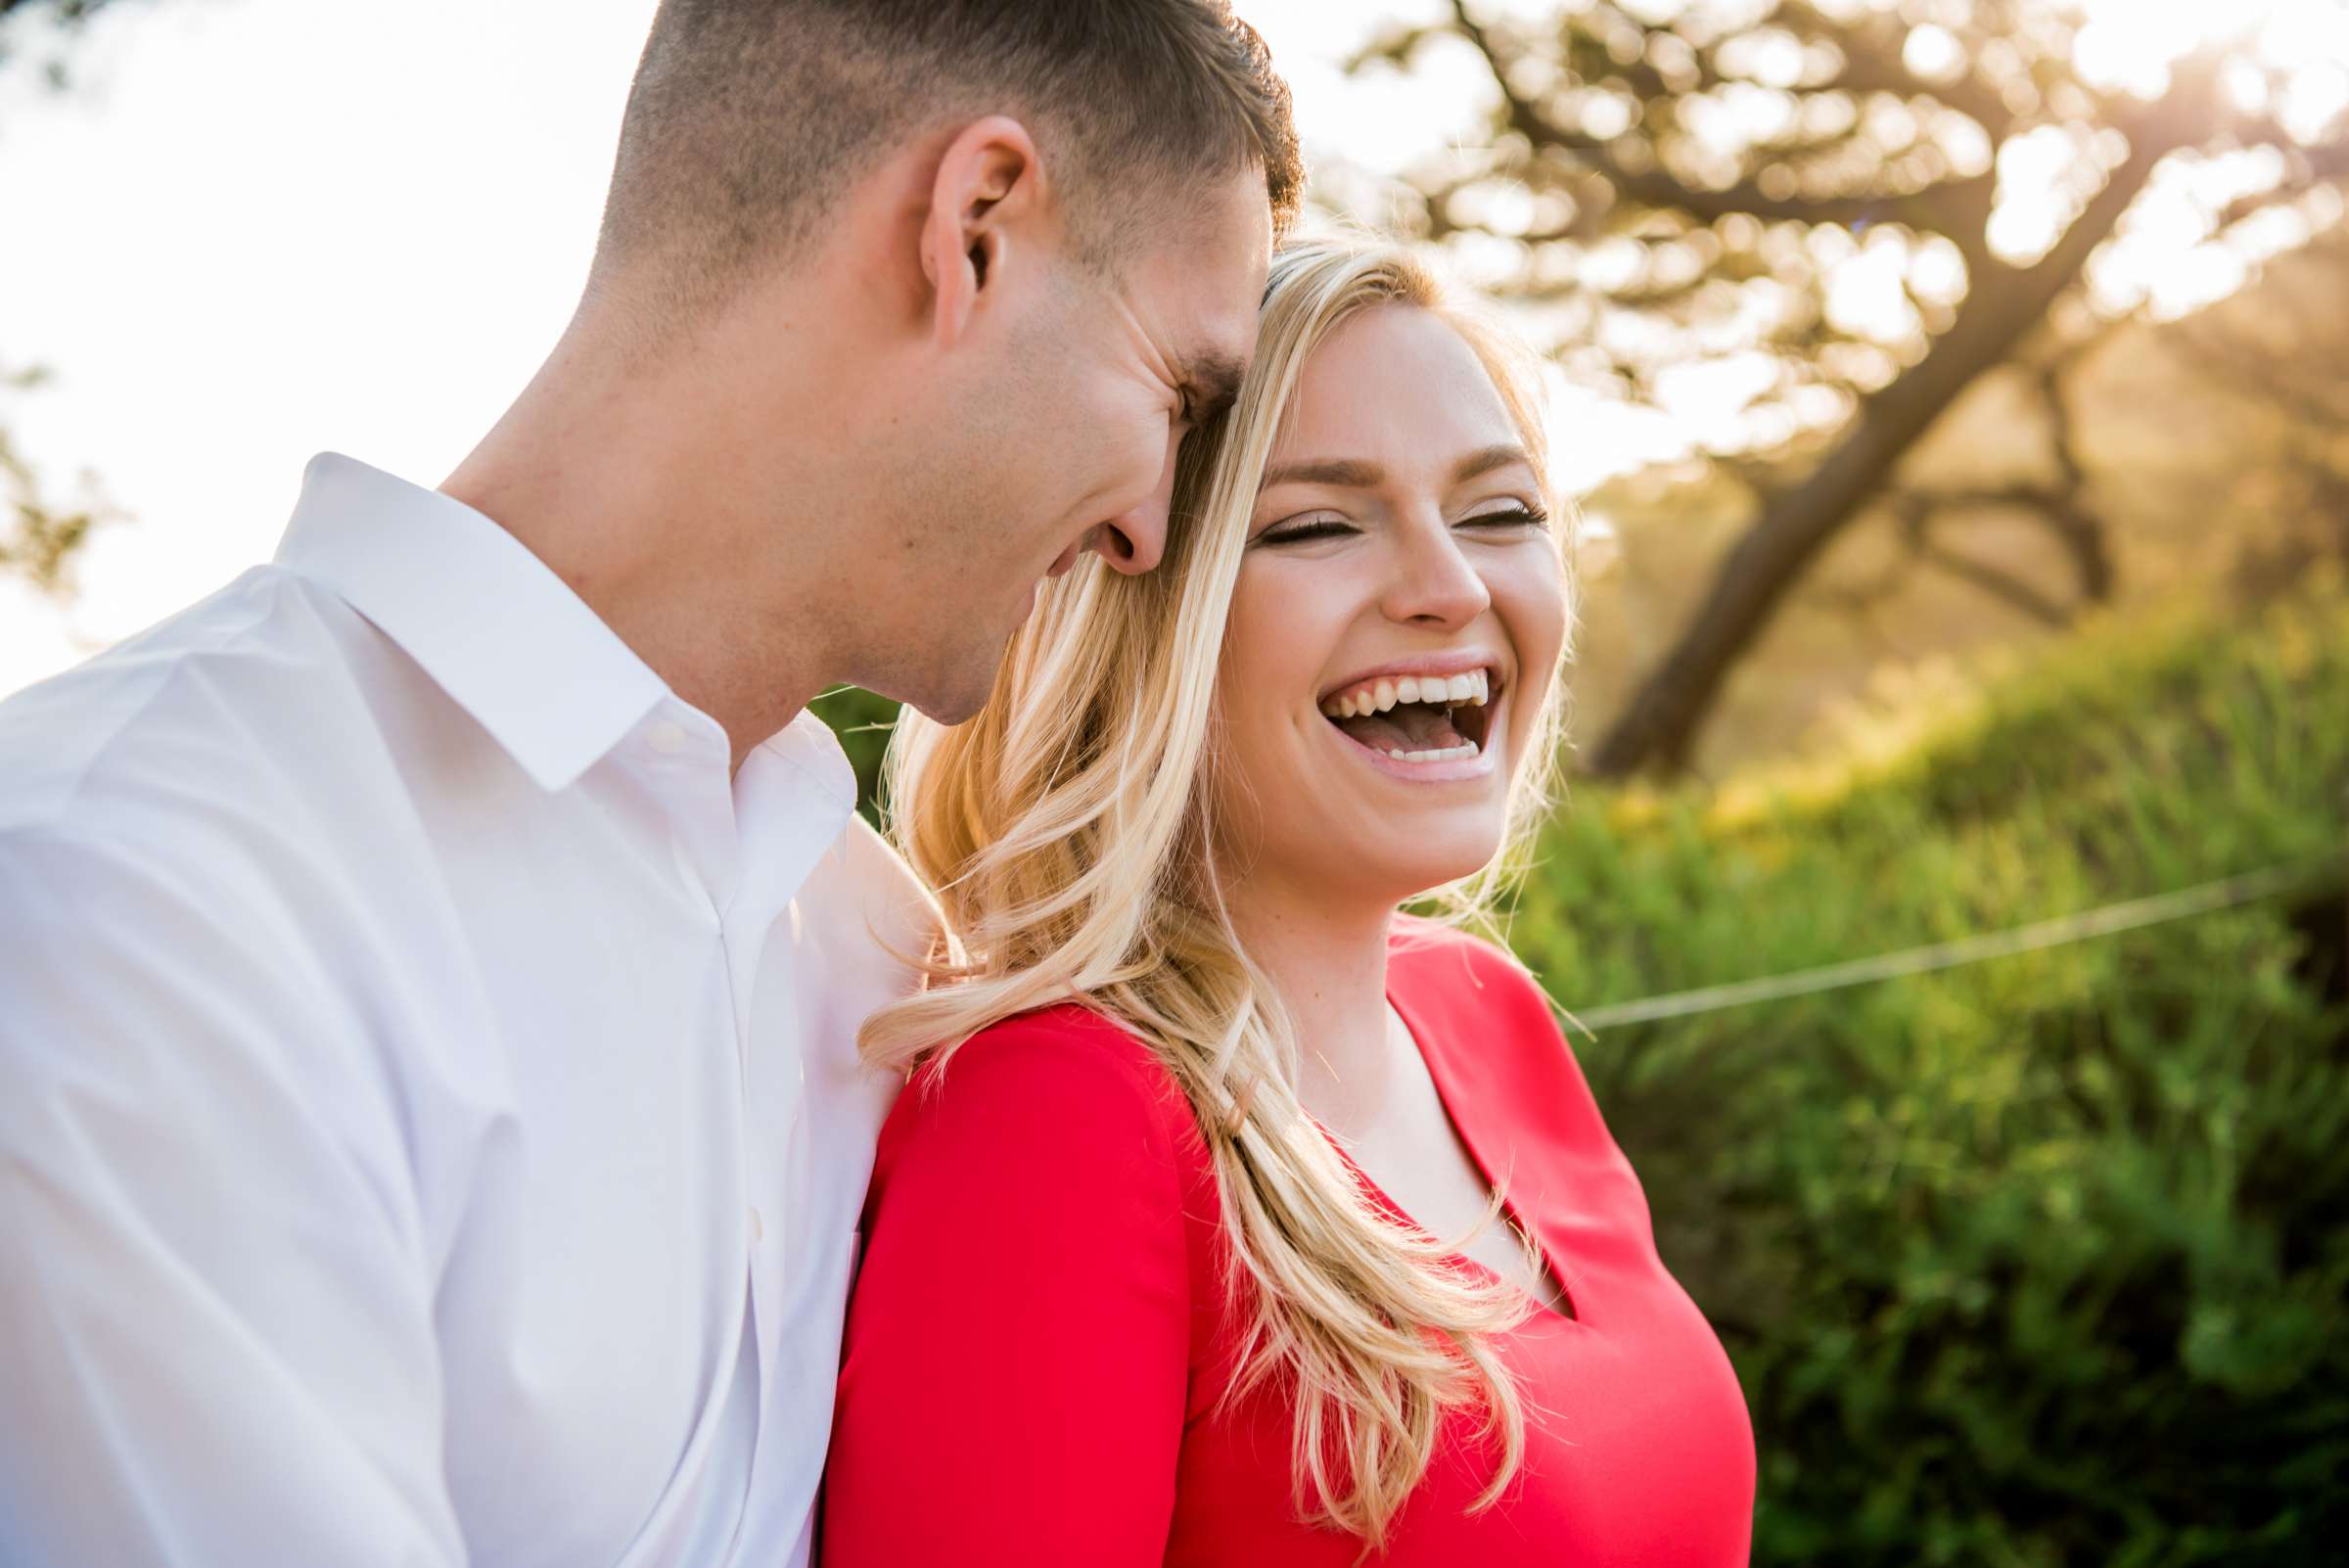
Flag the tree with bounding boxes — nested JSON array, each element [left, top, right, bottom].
[[1, 372, 114, 596], [0, 0, 119, 64], [1351, 0, 2349, 774], [2159, 227, 2349, 583], [1, 0, 134, 598]]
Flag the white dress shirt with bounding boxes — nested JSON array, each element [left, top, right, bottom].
[[0, 454, 933, 1568]]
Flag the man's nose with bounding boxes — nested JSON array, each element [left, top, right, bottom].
[[1094, 430, 1181, 576]]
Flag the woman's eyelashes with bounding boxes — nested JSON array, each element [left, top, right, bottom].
[[1457, 502, 1549, 530], [1257, 512, 1359, 545], [1255, 502, 1549, 545]]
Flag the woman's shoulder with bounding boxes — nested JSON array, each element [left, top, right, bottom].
[[909, 1001, 1187, 1109], [1386, 912, 1558, 1029], [877, 1002, 1208, 1190], [1386, 913, 1613, 1124]]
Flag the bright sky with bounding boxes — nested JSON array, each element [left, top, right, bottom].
[[0, 0, 1498, 697], [4, 0, 2343, 698]]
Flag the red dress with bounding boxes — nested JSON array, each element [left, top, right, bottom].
[[822, 919, 1755, 1565]]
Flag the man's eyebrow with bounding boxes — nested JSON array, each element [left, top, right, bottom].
[[1180, 353, 1247, 421], [1453, 443, 1534, 483], [1260, 457, 1385, 490]]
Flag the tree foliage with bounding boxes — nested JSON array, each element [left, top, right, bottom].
[[0, 371, 112, 597], [1, 0, 135, 598], [1351, 0, 2349, 774], [1513, 576, 2349, 1561]]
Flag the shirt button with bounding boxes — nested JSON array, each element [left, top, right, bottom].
[[646, 719, 689, 756], [749, 1206, 765, 1245]]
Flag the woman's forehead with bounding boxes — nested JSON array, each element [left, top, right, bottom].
[[1270, 305, 1520, 476]]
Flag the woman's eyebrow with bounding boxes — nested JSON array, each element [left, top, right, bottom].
[[1260, 457, 1384, 490], [1260, 445, 1531, 492], [1452, 443, 1532, 483]]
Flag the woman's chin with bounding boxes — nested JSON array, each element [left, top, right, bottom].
[[1293, 827, 1509, 912]]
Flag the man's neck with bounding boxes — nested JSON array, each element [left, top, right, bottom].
[[441, 321, 835, 773]]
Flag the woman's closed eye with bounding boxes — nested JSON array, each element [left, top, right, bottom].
[[1258, 511, 1359, 545], [1457, 502, 1549, 531], [1257, 501, 1547, 546]]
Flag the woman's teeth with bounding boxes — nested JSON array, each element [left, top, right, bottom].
[[1316, 669, 1496, 767], [1319, 669, 1490, 719]]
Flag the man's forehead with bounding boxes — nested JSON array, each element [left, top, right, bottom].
[[1174, 265, 1269, 413], [1130, 173, 1272, 401]]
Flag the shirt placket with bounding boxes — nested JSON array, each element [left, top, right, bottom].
[[629, 709, 852, 1568], [723, 744, 847, 1445], [622, 708, 772, 1568]]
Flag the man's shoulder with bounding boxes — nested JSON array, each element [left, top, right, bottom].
[[0, 575, 399, 1077], [0, 565, 380, 839], [800, 814, 942, 946], [789, 815, 945, 1035]]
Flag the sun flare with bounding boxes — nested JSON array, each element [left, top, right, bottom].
[[2073, 0, 2349, 114]]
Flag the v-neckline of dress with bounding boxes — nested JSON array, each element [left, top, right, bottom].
[[1310, 976, 1582, 1326]]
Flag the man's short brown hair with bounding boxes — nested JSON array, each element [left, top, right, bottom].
[[594, 0, 1303, 320]]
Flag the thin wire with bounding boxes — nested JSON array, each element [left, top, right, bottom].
[[1564, 857, 2338, 1037]]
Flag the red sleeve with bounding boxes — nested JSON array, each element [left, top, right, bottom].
[[821, 1008, 1195, 1568]]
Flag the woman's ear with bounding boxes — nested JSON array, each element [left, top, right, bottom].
[[920, 115, 1047, 349]]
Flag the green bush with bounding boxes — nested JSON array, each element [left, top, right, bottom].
[[1507, 580, 2349, 1565], [809, 683, 902, 824]]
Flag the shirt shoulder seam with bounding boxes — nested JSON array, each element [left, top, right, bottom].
[[9, 571, 301, 834]]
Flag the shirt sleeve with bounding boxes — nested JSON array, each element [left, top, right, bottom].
[[0, 828, 466, 1567], [821, 1013, 1195, 1568]]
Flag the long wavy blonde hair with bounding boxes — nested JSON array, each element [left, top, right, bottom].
[[860, 240, 1578, 1547]]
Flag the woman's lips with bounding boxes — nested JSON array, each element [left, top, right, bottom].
[[1320, 692, 1503, 783], [1316, 664, 1501, 758], [1315, 651, 1505, 709]]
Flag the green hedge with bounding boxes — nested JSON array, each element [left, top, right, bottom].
[[1505, 579, 2349, 1565]]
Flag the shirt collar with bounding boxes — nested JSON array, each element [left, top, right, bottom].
[[274, 452, 672, 793]]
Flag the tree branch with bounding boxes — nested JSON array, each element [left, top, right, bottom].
[[1589, 98, 2187, 774], [1447, 0, 1994, 231], [1911, 537, 2074, 625], [1775, 1, 2023, 143]]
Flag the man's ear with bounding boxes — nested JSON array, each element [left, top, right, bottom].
[[920, 115, 1047, 349]]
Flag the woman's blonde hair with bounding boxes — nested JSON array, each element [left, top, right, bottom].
[[860, 240, 1578, 1546]]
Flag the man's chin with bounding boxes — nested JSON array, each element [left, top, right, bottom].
[[898, 646, 1012, 729], [905, 691, 989, 728]]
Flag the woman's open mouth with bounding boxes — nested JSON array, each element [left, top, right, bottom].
[[1315, 666, 1500, 770]]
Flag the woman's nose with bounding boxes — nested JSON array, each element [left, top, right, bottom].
[[1381, 516, 1492, 628]]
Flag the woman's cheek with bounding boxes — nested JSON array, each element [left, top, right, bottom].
[[1498, 560, 1569, 754]]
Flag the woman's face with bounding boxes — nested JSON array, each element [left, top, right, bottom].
[[1211, 302, 1568, 909]]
